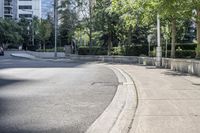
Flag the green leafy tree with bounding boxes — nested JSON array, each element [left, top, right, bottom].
[[188, 0, 200, 57], [0, 19, 23, 48], [18, 18, 31, 49], [37, 19, 52, 51]]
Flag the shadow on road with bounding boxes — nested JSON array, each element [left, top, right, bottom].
[[0, 78, 28, 88], [0, 55, 119, 133], [0, 57, 89, 70]]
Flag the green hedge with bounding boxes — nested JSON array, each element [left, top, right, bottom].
[[150, 50, 196, 58], [78, 47, 107, 55], [176, 50, 196, 58], [36, 47, 65, 52], [111, 46, 148, 56], [78, 45, 148, 56], [124, 45, 148, 56], [164, 43, 197, 50], [111, 47, 125, 55]]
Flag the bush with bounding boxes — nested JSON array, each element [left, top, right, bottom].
[[196, 45, 200, 58], [36, 47, 65, 52], [27, 46, 37, 51], [78, 45, 148, 56], [175, 43, 197, 50], [176, 50, 196, 58], [7, 45, 19, 49], [111, 46, 125, 55], [150, 50, 196, 59], [125, 45, 148, 56], [78, 46, 107, 55], [110, 45, 148, 56]]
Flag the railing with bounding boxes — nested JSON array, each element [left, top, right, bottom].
[[4, 2, 13, 7]]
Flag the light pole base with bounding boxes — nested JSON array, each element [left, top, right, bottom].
[[156, 46, 162, 67], [54, 52, 57, 58]]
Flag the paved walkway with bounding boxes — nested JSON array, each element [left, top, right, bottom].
[[114, 64, 200, 133]]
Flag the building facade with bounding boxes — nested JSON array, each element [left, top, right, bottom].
[[0, 0, 17, 19], [17, 0, 41, 19], [0, 0, 41, 20]]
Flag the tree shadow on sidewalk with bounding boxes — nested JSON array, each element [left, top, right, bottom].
[[162, 71, 189, 76]]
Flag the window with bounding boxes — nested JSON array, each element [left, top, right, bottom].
[[19, 14, 32, 18], [19, 5, 32, 9]]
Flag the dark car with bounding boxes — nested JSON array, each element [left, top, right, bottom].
[[0, 47, 4, 56]]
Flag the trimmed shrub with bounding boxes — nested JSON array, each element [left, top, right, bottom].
[[111, 46, 125, 55], [196, 45, 200, 58], [150, 50, 196, 58], [78, 46, 107, 55], [36, 47, 65, 52], [175, 43, 197, 50], [78, 45, 148, 56], [125, 45, 148, 56], [176, 50, 196, 58]]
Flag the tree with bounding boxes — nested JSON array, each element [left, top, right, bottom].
[[59, 0, 79, 46], [37, 19, 52, 51], [156, 0, 190, 58], [188, 0, 200, 57], [18, 18, 31, 49], [93, 0, 120, 55], [0, 19, 23, 48]]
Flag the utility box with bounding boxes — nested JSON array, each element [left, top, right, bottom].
[[64, 45, 72, 56]]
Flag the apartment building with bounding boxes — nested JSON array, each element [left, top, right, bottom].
[[0, 0, 17, 19], [17, 0, 41, 19], [0, 0, 41, 20]]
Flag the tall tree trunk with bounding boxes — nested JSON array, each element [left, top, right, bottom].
[[107, 33, 112, 56], [128, 28, 132, 46], [196, 9, 200, 58], [171, 19, 176, 58], [43, 41, 46, 52], [39, 41, 42, 50], [89, 0, 93, 53]]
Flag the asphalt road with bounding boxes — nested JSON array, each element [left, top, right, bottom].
[[0, 51, 118, 133]]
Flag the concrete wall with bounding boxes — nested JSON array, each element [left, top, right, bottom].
[[26, 51, 65, 58], [0, 0, 4, 18], [70, 55, 138, 64], [22, 51, 200, 76], [138, 57, 200, 76], [163, 58, 200, 76], [70, 55, 200, 76], [17, 0, 41, 19]]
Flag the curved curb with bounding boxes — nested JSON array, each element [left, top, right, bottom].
[[85, 65, 138, 133], [10, 53, 37, 60]]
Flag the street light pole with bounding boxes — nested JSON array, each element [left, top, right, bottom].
[[54, 0, 58, 58], [156, 14, 162, 67], [31, 11, 34, 47], [22, 10, 34, 46], [147, 35, 152, 57]]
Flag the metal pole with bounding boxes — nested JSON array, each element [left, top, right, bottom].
[[54, 0, 58, 58], [148, 42, 151, 57], [165, 38, 168, 58], [156, 14, 162, 67], [32, 11, 34, 47]]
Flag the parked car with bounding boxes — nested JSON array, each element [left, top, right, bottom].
[[0, 47, 4, 56]]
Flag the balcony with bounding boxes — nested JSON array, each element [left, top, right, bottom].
[[4, 3, 13, 8], [4, 9, 13, 16], [4, 0, 13, 8]]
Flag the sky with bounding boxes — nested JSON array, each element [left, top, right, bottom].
[[42, 0, 53, 17]]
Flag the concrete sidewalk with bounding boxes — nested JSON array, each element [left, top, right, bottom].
[[113, 64, 200, 133]]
